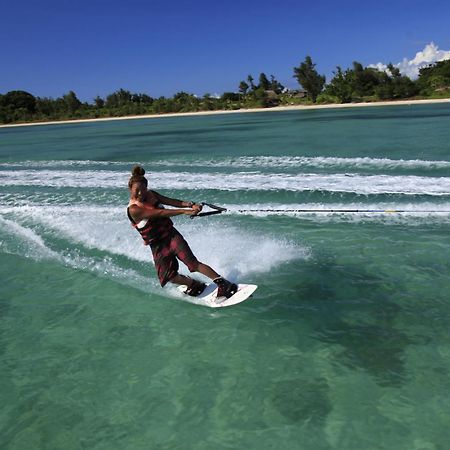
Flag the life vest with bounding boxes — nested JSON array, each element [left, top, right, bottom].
[[127, 203, 174, 245]]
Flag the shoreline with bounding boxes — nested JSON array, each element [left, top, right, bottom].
[[1, 98, 449, 129]]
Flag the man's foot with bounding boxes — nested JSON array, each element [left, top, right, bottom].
[[214, 277, 238, 299], [184, 279, 206, 297]]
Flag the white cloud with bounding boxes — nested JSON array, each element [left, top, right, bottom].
[[369, 42, 450, 79]]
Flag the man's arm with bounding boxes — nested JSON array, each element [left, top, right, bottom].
[[154, 192, 193, 208], [155, 192, 202, 213], [130, 204, 195, 221]]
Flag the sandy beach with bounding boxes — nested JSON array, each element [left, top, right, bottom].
[[1, 98, 449, 129]]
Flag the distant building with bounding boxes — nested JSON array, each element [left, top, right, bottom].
[[285, 89, 307, 98], [263, 90, 280, 106]]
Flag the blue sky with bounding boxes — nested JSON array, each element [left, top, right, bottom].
[[2, 0, 450, 101]]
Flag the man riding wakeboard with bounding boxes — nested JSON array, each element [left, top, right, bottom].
[[127, 165, 237, 298]]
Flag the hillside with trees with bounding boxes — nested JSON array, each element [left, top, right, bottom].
[[1, 58, 449, 125], [320, 62, 418, 103]]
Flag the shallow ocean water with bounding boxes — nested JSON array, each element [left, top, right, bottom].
[[1, 104, 450, 449]]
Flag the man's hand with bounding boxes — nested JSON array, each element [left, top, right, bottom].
[[185, 208, 199, 216], [192, 203, 203, 215]]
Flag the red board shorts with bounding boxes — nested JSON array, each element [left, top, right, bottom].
[[150, 229, 199, 287]]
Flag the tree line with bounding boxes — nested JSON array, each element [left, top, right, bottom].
[[1, 57, 449, 124]]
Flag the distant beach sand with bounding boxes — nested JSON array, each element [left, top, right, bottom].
[[1, 98, 449, 128]]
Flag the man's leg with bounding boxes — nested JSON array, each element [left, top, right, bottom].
[[170, 232, 220, 281], [196, 262, 220, 280], [169, 273, 194, 286], [170, 231, 236, 298]]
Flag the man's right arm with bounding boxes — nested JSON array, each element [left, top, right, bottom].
[[131, 204, 195, 221]]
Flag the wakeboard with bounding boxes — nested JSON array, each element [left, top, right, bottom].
[[177, 283, 257, 308]]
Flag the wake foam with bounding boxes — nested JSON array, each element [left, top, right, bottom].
[[175, 222, 308, 280], [2, 156, 449, 170], [1, 169, 449, 195], [0, 214, 157, 293], [1, 205, 306, 283], [228, 202, 450, 224], [0, 215, 59, 261], [162, 155, 450, 171]]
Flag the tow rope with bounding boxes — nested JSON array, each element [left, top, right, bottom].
[[192, 204, 450, 218], [237, 208, 450, 214]]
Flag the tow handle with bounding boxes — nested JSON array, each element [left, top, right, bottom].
[[190, 202, 227, 219]]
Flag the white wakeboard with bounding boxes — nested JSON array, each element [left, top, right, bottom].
[[177, 283, 257, 308]]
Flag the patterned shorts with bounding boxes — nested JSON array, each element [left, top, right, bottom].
[[150, 229, 199, 287]]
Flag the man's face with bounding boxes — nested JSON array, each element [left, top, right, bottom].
[[131, 182, 147, 202]]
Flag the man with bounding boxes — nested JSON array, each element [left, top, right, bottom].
[[127, 165, 237, 298]]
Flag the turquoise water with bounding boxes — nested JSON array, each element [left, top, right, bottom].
[[1, 104, 450, 449]]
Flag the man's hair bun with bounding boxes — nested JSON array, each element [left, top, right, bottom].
[[132, 165, 145, 177], [128, 165, 148, 188]]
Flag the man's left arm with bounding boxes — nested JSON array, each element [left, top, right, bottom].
[[156, 193, 202, 212]]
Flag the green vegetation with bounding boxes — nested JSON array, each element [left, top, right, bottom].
[[1, 58, 450, 125], [323, 62, 419, 103], [416, 59, 450, 97], [293, 56, 326, 102]]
